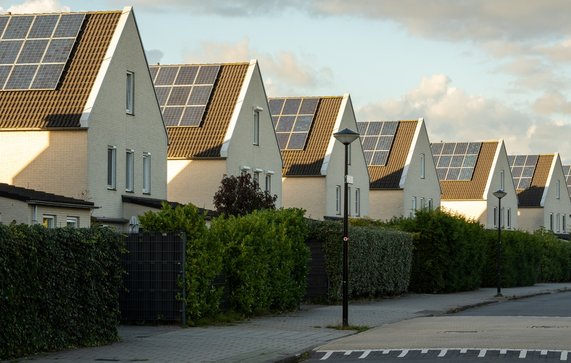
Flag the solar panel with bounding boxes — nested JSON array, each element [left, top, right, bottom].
[[269, 97, 319, 150], [151, 64, 220, 127], [563, 165, 571, 193], [357, 121, 398, 166], [509, 155, 538, 190], [431, 142, 482, 181], [0, 13, 85, 91]]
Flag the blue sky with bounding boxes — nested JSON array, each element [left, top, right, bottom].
[[3, 0, 571, 162]]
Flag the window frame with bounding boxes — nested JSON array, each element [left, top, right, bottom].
[[126, 71, 135, 115], [265, 173, 272, 194], [143, 152, 151, 194], [420, 153, 426, 179], [42, 215, 56, 228], [125, 149, 134, 192], [336, 185, 341, 215], [107, 146, 117, 190], [66, 216, 79, 228], [253, 107, 261, 146], [355, 188, 360, 217]]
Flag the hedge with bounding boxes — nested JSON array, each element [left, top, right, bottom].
[[535, 229, 571, 282], [309, 219, 413, 302], [0, 225, 123, 360]]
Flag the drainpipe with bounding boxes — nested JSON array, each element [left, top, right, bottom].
[[32, 204, 38, 224]]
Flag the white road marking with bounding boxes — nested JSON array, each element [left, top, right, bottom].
[[398, 349, 409, 358], [519, 350, 527, 359], [358, 350, 371, 359], [344, 351, 352, 355], [460, 348, 468, 354], [561, 351, 568, 361], [382, 350, 390, 354], [541, 350, 548, 355], [438, 349, 448, 357], [421, 349, 429, 354], [320, 351, 333, 360], [500, 349, 507, 355], [478, 349, 487, 357]]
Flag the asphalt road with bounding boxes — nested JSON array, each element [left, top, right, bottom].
[[305, 291, 571, 362]]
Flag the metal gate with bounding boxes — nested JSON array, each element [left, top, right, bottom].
[[120, 232, 186, 324]]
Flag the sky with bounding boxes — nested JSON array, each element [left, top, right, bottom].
[[2, 0, 571, 163]]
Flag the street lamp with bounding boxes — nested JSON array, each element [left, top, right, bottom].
[[493, 189, 507, 297], [333, 127, 360, 327]]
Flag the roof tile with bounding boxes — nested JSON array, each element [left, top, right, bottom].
[[516, 154, 553, 207]]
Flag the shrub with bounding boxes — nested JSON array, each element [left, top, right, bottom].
[[213, 173, 278, 217], [535, 229, 571, 282], [139, 203, 223, 323], [0, 225, 123, 360], [309, 219, 413, 302]]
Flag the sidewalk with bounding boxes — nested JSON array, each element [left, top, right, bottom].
[[23, 283, 571, 363]]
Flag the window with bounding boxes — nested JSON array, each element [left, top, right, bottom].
[[126, 71, 134, 114], [336, 185, 341, 215], [550, 213, 554, 231], [556, 179, 561, 199], [66, 216, 79, 228], [355, 188, 360, 217], [42, 215, 56, 228], [107, 146, 116, 189], [126, 149, 134, 192], [507, 208, 511, 229], [556, 213, 561, 232], [420, 153, 425, 179], [420, 197, 426, 210], [410, 197, 417, 217], [563, 214, 567, 233], [253, 107, 261, 146], [428, 198, 434, 211], [500, 170, 505, 191], [493, 207, 497, 227], [253, 171, 260, 187], [265, 174, 272, 194], [143, 152, 151, 194]]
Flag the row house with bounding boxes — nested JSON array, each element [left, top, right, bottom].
[[0, 8, 168, 229], [151, 60, 283, 210]]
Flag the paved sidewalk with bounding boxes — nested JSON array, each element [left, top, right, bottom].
[[22, 283, 571, 363]]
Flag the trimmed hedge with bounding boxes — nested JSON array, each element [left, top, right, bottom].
[[535, 229, 571, 282], [0, 225, 123, 360], [209, 208, 310, 315], [309, 219, 413, 302]]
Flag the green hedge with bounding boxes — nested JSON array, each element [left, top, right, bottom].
[[535, 229, 571, 282], [383, 209, 488, 293], [309, 219, 413, 302], [209, 208, 310, 315], [0, 225, 123, 360]]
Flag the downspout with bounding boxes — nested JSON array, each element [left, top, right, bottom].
[[32, 204, 38, 224]]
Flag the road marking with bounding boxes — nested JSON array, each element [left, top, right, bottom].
[[358, 350, 371, 359], [344, 351, 352, 355], [478, 349, 487, 357], [438, 349, 448, 357], [460, 348, 467, 354], [382, 350, 390, 354], [320, 351, 333, 360], [421, 349, 428, 354], [500, 349, 507, 355], [541, 350, 548, 355], [562, 351, 568, 361], [398, 349, 409, 358], [519, 350, 527, 359]]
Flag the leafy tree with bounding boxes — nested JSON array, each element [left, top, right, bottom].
[[213, 173, 277, 216]]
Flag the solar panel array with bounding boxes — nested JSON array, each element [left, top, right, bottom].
[[269, 97, 319, 150], [563, 165, 571, 193], [150, 65, 220, 127], [431, 142, 482, 181], [357, 121, 398, 166], [0, 13, 85, 90], [509, 155, 538, 190]]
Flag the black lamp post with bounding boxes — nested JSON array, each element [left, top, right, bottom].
[[333, 127, 360, 327], [493, 189, 507, 297]]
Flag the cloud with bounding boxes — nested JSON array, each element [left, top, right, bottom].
[[0, 0, 69, 13], [527, 121, 571, 161], [145, 49, 165, 65], [183, 37, 334, 96], [357, 74, 534, 153], [533, 92, 571, 116]]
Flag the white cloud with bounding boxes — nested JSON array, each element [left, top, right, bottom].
[[0, 0, 69, 13], [183, 37, 333, 96], [533, 91, 571, 116], [145, 49, 164, 65]]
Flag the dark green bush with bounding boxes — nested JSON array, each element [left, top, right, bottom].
[[535, 229, 571, 282], [309, 219, 413, 302], [208, 208, 309, 315], [139, 203, 223, 323], [0, 225, 123, 360], [386, 209, 488, 293]]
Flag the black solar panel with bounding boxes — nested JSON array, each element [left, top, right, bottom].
[[357, 121, 398, 166], [269, 97, 319, 150], [431, 142, 482, 181], [510, 155, 538, 190], [0, 13, 85, 91], [151, 64, 220, 127]]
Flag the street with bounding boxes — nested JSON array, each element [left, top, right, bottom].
[[308, 291, 571, 362]]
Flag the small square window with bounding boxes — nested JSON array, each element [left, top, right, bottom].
[[42, 215, 56, 228], [66, 216, 79, 228]]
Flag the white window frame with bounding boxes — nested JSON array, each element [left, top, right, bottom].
[[107, 146, 117, 190], [420, 197, 425, 210], [336, 185, 341, 215], [43, 215, 56, 228], [563, 214, 567, 233], [66, 216, 79, 228], [253, 107, 261, 146], [500, 170, 505, 191], [143, 152, 151, 194], [265, 174, 272, 194], [126, 149, 134, 192], [550, 213, 554, 231], [355, 188, 360, 217], [410, 196, 417, 217], [253, 170, 261, 188], [126, 71, 134, 114], [556, 213, 561, 232], [428, 198, 434, 211], [556, 179, 561, 199], [420, 153, 425, 179]]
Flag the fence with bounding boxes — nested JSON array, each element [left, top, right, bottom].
[[119, 232, 186, 324]]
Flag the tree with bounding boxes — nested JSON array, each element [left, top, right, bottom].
[[213, 173, 277, 216]]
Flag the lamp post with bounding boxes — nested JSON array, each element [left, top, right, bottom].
[[333, 127, 360, 327], [493, 189, 507, 297]]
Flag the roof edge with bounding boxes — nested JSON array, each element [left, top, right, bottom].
[[483, 139, 503, 199], [540, 153, 558, 207], [320, 93, 349, 176], [399, 118, 422, 188]]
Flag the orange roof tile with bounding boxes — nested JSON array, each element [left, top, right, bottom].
[[162, 63, 249, 159], [516, 154, 553, 207], [440, 141, 498, 200], [0, 11, 121, 129], [271, 96, 343, 176], [366, 120, 417, 189]]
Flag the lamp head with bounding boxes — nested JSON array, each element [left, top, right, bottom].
[[334, 128, 360, 145], [493, 189, 507, 199]]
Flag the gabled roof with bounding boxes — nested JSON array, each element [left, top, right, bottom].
[[434, 141, 498, 200], [0, 182, 94, 208], [358, 120, 417, 189], [0, 10, 122, 129], [150, 62, 250, 159], [510, 154, 554, 207], [269, 96, 343, 176]]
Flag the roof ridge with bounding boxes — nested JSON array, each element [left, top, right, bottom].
[[1, 9, 122, 16], [268, 95, 343, 100], [150, 62, 250, 67]]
